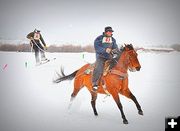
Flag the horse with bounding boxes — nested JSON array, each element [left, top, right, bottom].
[[54, 44, 143, 124]]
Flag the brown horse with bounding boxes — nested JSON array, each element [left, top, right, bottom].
[[54, 44, 143, 124]]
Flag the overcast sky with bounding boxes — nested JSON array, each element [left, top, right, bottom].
[[0, 0, 180, 46]]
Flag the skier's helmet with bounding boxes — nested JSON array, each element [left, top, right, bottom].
[[34, 29, 40, 33]]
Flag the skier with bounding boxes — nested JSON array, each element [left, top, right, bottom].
[[27, 29, 48, 65], [92, 26, 119, 92]]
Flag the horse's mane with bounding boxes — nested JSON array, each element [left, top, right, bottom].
[[109, 44, 134, 69]]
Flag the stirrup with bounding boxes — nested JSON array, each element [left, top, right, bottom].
[[92, 86, 98, 93]]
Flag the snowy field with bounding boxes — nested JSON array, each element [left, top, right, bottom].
[[0, 51, 180, 131]]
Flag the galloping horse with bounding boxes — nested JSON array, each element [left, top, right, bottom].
[[54, 44, 143, 124]]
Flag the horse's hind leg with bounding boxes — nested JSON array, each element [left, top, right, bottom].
[[68, 78, 83, 109], [91, 92, 98, 116], [123, 90, 143, 115]]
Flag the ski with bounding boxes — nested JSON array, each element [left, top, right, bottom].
[[36, 58, 56, 66]]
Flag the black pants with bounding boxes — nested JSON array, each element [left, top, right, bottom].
[[92, 57, 107, 86], [33, 42, 46, 63]]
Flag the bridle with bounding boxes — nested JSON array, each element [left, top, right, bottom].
[[110, 47, 139, 77]]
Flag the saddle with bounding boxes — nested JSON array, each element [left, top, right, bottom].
[[84, 59, 128, 79], [84, 60, 112, 76], [103, 60, 112, 76], [84, 59, 128, 95]]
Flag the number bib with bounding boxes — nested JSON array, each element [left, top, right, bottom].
[[102, 37, 112, 44], [34, 33, 40, 40]]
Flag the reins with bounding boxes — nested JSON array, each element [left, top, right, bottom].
[[31, 39, 46, 52]]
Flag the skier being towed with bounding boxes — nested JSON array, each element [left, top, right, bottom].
[[27, 29, 48, 65]]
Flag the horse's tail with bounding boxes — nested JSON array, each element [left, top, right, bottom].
[[53, 67, 79, 83]]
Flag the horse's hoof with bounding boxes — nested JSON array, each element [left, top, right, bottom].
[[138, 110, 143, 115], [94, 112, 98, 116], [123, 119, 128, 124]]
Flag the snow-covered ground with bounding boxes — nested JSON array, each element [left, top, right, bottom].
[[0, 51, 180, 131]]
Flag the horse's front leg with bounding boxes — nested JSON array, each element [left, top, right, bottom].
[[121, 78, 143, 116], [129, 92, 143, 115], [112, 92, 128, 124]]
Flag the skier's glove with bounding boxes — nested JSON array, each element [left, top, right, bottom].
[[44, 45, 48, 50]]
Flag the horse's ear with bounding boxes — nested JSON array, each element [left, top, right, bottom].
[[124, 44, 129, 51], [130, 43, 134, 49]]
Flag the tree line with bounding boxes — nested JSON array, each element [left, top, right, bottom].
[[0, 43, 95, 52], [0, 43, 180, 52]]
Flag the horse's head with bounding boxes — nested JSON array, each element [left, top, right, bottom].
[[123, 44, 141, 72]]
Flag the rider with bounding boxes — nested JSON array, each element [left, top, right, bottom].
[[92, 26, 119, 92], [27, 29, 48, 65]]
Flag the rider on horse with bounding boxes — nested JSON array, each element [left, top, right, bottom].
[[92, 26, 119, 92]]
